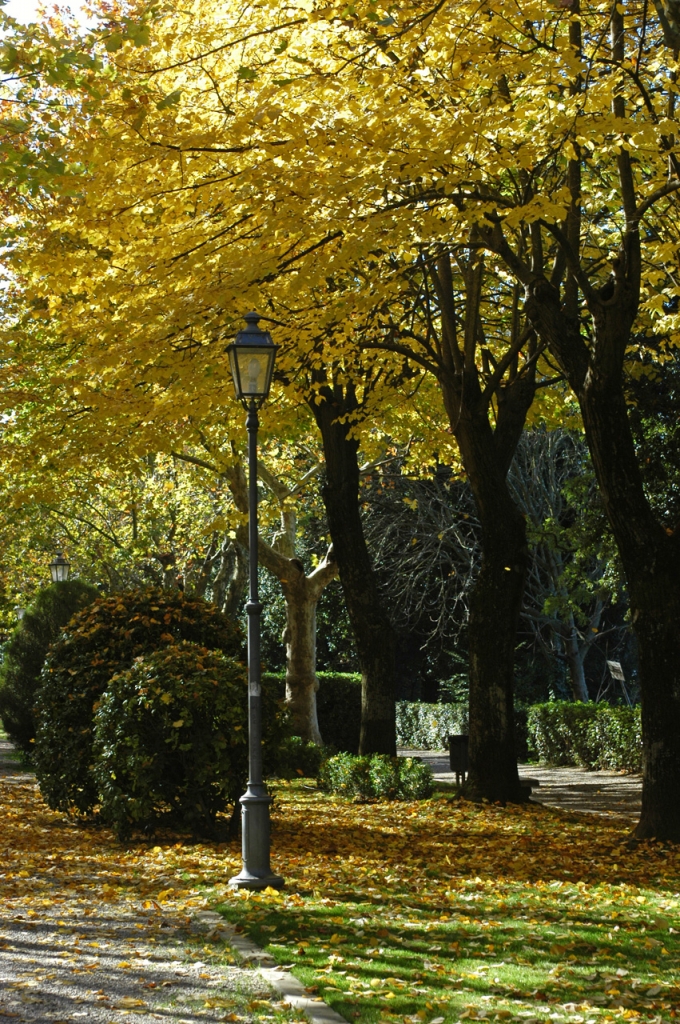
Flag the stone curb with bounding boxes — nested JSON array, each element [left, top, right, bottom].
[[193, 911, 350, 1024]]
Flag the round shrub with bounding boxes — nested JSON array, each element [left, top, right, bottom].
[[398, 757, 435, 799], [93, 642, 254, 838], [34, 587, 243, 814], [0, 580, 98, 755], [320, 752, 372, 799]]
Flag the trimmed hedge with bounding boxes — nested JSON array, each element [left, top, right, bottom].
[[527, 701, 642, 772], [396, 701, 468, 749], [395, 701, 530, 760], [263, 672, 362, 753], [319, 752, 434, 800]]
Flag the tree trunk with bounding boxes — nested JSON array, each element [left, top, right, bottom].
[[563, 622, 590, 703], [311, 391, 397, 755], [466, 514, 528, 800], [281, 567, 328, 745], [579, 377, 680, 839], [451, 383, 530, 802]]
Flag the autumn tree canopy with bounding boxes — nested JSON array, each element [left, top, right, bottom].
[[3, 0, 680, 829]]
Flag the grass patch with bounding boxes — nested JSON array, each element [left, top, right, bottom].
[[217, 783, 680, 1024]]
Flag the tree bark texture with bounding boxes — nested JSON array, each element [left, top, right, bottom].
[[280, 560, 337, 746], [311, 387, 397, 755], [580, 372, 680, 839]]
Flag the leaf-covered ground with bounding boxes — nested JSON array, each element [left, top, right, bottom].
[[0, 764, 300, 1023], [1, 759, 679, 1024], [219, 783, 680, 1024]]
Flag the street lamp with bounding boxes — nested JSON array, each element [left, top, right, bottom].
[[49, 552, 70, 583], [226, 312, 283, 892]]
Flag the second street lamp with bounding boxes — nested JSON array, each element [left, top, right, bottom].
[[227, 312, 283, 892], [49, 552, 70, 583]]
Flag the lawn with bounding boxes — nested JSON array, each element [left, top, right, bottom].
[[1, 764, 678, 1024], [216, 782, 680, 1024]]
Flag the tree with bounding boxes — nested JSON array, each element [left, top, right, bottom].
[[309, 374, 399, 754], [174, 444, 338, 744], [0, 578, 98, 752], [438, 1, 680, 837], [0, 454, 250, 618], [0, 0, 591, 792]]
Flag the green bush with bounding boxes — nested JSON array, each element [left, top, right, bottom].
[[527, 701, 641, 772], [399, 756, 437, 799], [263, 672, 362, 752], [321, 752, 371, 798], [93, 642, 285, 838], [269, 735, 327, 779], [319, 752, 433, 800], [34, 587, 243, 814], [369, 753, 401, 798], [0, 580, 99, 754]]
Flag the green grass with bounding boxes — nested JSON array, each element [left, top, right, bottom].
[[215, 784, 680, 1024]]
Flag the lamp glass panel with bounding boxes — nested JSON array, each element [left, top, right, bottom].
[[235, 347, 274, 397], [228, 347, 240, 398]]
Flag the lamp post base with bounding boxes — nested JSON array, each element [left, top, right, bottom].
[[228, 868, 285, 890], [228, 783, 284, 891]]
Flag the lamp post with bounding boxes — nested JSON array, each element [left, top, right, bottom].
[[227, 312, 284, 891], [49, 552, 70, 584]]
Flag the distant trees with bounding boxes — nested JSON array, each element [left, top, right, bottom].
[[362, 429, 628, 704]]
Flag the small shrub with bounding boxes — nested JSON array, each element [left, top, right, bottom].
[[319, 752, 433, 800], [320, 752, 372, 798], [0, 580, 98, 755], [527, 701, 641, 772], [269, 735, 327, 779], [398, 756, 435, 799], [34, 587, 243, 814], [93, 642, 288, 838], [369, 754, 401, 798]]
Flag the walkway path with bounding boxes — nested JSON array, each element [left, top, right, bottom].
[[400, 749, 642, 822], [0, 739, 279, 1024]]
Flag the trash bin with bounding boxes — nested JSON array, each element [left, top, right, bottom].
[[448, 734, 469, 784]]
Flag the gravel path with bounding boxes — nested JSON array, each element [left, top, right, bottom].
[[0, 740, 281, 1024], [400, 748, 642, 821]]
